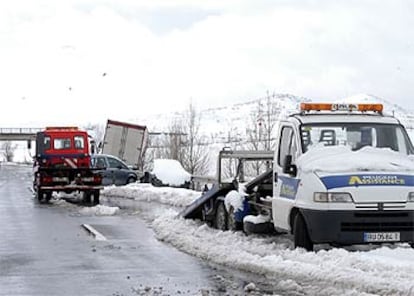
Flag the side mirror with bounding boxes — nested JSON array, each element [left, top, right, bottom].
[[27, 140, 32, 150], [283, 155, 297, 177]]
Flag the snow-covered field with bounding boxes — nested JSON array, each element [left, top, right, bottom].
[[101, 183, 414, 296]]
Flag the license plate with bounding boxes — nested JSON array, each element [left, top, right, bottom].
[[363, 232, 400, 242]]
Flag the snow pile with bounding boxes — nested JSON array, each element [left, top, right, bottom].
[[152, 159, 191, 186], [298, 145, 414, 173], [79, 205, 119, 216], [152, 211, 414, 296], [100, 180, 414, 295], [224, 190, 244, 212], [102, 183, 200, 207], [243, 214, 271, 224]]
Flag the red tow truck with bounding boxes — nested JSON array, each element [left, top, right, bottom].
[[33, 127, 102, 204]]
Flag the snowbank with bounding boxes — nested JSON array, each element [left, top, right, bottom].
[[297, 145, 414, 173], [79, 205, 119, 216], [224, 190, 244, 212], [243, 214, 271, 224], [100, 181, 414, 295], [152, 159, 191, 186], [153, 211, 414, 296], [102, 183, 200, 207]]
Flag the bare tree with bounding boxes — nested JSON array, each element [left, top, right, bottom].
[[245, 92, 279, 175], [83, 123, 105, 153], [164, 118, 187, 163], [2, 141, 17, 162], [181, 102, 210, 176], [148, 102, 210, 176]]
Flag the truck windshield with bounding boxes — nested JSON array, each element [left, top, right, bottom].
[[301, 123, 414, 155], [54, 138, 72, 150]]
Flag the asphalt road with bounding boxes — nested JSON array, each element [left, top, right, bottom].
[[0, 164, 254, 296]]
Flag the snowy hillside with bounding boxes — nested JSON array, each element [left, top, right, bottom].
[[138, 93, 414, 144], [341, 93, 414, 128], [138, 93, 310, 144]]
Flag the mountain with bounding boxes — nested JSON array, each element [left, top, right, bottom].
[[138, 93, 309, 144], [138, 93, 414, 143], [340, 93, 414, 138]]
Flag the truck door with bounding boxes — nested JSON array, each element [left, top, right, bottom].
[[92, 156, 112, 186], [106, 156, 130, 185], [272, 124, 300, 230]]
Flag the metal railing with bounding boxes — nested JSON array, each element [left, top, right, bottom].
[[0, 128, 42, 134], [0, 127, 42, 141]]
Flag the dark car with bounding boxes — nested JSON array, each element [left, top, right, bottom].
[[91, 154, 138, 186]]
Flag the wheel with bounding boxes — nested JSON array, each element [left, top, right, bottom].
[[83, 191, 92, 205], [227, 206, 242, 231], [201, 207, 213, 227], [45, 191, 52, 203], [293, 213, 314, 251], [37, 189, 45, 203], [214, 202, 228, 231], [92, 190, 100, 205], [243, 217, 274, 234], [126, 177, 136, 184]]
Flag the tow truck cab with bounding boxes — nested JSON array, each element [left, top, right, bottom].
[[36, 127, 91, 168], [34, 127, 102, 204], [273, 103, 414, 250]]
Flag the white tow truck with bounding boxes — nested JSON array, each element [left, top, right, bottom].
[[182, 102, 414, 251]]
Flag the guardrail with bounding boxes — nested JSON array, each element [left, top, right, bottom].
[[0, 128, 42, 134], [0, 128, 42, 141]]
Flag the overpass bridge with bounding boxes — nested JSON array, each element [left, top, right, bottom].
[[0, 128, 42, 141]]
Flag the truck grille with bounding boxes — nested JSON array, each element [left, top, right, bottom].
[[341, 212, 414, 232], [341, 221, 414, 232]]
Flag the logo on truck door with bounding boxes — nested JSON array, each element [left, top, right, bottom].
[[320, 174, 414, 189], [279, 176, 300, 199]]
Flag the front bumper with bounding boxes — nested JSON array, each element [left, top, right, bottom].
[[301, 208, 414, 245], [40, 185, 103, 191]]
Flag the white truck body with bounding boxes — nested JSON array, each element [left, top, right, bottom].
[[102, 119, 148, 170], [271, 103, 414, 250]]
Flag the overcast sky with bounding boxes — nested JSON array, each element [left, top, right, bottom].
[[1, 0, 414, 127]]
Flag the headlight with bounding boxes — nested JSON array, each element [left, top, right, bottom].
[[314, 192, 354, 203], [408, 192, 414, 202]]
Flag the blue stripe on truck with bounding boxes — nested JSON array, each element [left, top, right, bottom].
[[320, 174, 414, 190]]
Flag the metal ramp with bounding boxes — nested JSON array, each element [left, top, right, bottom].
[[179, 184, 234, 219], [180, 169, 273, 220]]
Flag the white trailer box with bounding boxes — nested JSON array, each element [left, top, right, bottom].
[[102, 119, 148, 170]]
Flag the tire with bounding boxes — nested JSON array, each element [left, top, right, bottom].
[[45, 191, 52, 203], [214, 202, 228, 231], [92, 190, 100, 205], [37, 189, 45, 203], [227, 206, 242, 231], [243, 220, 274, 235], [293, 213, 314, 251], [201, 207, 213, 227], [83, 191, 92, 205], [126, 177, 136, 184]]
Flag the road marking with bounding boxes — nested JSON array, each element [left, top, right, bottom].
[[82, 224, 107, 241]]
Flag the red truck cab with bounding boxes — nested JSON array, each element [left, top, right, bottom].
[[34, 127, 102, 204]]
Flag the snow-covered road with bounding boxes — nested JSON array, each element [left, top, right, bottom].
[[102, 184, 414, 296]]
